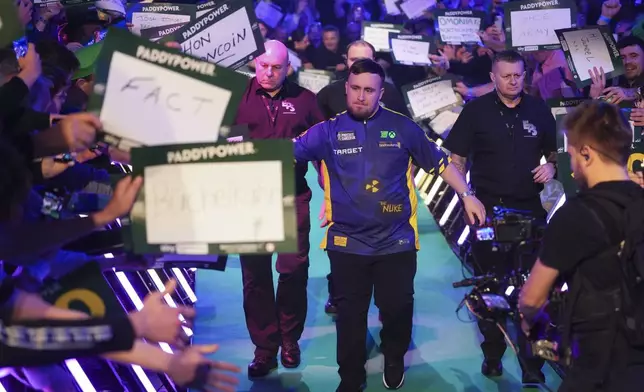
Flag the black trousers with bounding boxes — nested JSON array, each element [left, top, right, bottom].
[[471, 194, 545, 374], [328, 250, 417, 390], [559, 331, 644, 391], [239, 190, 312, 357]]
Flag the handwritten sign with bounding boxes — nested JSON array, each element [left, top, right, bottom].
[[196, 0, 218, 18], [504, 0, 576, 51], [129, 3, 195, 36], [88, 28, 247, 151], [398, 0, 436, 19], [389, 34, 432, 66], [401, 77, 463, 121], [362, 22, 403, 53], [161, 0, 265, 71], [255, 0, 284, 29], [288, 49, 303, 71], [547, 98, 588, 152], [297, 69, 333, 94], [0, 2, 22, 48], [127, 140, 298, 255], [556, 26, 624, 88], [435, 10, 485, 45], [429, 109, 461, 136]]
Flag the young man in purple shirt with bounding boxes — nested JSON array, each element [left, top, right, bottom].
[[233, 40, 324, 378]]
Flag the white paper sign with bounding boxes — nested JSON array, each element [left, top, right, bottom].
[[384, 0, 401, 15], [131, 12, 192, 36], [363, 24, 402, 52], [255, 1, 283, 29], [407, 80, 460, 119], [562, 28, 615, 82], [197, 8, 213, 17], [181, 7, 258, 68], [391, 38, 431, 65], [437, 15, 482, 44], [288, 49, 302, 71], [429, 110, 460, 135], [297, 71, 332, 94], [399, 0, 436, 19], [144, 161, 285, 244], [100, 52, 232, 146], [509, 8, 571, 48]]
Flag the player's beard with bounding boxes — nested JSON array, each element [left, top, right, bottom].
[[348, 103, 372, 120]]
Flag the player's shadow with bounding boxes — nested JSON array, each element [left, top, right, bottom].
[[246, 372, 311, 392]]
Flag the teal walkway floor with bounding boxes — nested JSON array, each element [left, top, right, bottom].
[[194, 167, 562, 391]]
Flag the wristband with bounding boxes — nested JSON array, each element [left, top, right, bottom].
[[598, 15, 612, 24]]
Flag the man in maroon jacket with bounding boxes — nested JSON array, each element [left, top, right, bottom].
[[233, 40, 323, 378]]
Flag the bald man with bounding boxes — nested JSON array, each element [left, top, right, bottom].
[[234, 40, 324, 378]]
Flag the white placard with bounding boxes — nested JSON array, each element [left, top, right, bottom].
[[288, 49, 302, 71], [407, 80, 459, 119], [399, 0, 436, 19], [297, 71, 332, 94], [363, 25, 402, 52], [144, 161, 285, 244], [390, 38, 432, 65], [196, 0, 217, 17], [437, 15, 482, 44], [384, 0, 401, 15], [509, 8, 571, 48], [255, 1, 284, 28], [131, 12, 192, 36], [562, 29, 615, 83], [100, 52, 231, 146], [429, 110, 460, 135], [181, 7, 258, 68]]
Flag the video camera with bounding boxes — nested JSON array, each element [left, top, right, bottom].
[[474, 206, 544, 244], [453, 272, 569, 371]]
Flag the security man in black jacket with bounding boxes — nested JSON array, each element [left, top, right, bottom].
[[520, 100, 644, 391], [444, 50, 557, 386], [316, 40, 410, 314]]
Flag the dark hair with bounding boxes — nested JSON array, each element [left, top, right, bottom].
[[492, 50, 526, 69], [36, 40, 81, 76], [322, 25, 340, 35], [291, 29, 307, 43], [563, 100, 632, 166], [346, 40, 375, 57], [617, 35, 644, 52], [349, 58, 385, 81]]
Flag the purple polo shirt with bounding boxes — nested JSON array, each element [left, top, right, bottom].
[[234, 77, 324, 195]]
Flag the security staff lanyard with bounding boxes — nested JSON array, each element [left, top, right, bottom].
[[261, 95, 280, 126]]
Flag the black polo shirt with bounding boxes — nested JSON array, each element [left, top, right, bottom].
[[444, 91, 556, 200]]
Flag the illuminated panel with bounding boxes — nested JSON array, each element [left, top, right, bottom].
[[425, 177, 443, 206], [113, 270, 171, 391], [0, 382, 6, 392], [457, 226, 470, 245], [439, 194, 459, 226], [172, 268, 197, 303], [65, 359, 96, 392], [147, 270, 193, 337]]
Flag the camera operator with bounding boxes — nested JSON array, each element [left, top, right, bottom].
[[444, 50, 557, 385], [519, 100, 644, 391]]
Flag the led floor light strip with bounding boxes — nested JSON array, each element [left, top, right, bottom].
[[172, 268, 197, 303], [113, 269, 169, 392], [0, 382, 6, 392], [147, 269, 193, 337], [65, 359, 96, 392]]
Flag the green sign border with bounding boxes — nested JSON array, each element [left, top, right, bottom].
[[556, 25, 625, 89], [88, 27, 248, 150], [127, 140, 298, 255], [503, 0, 577, 52]]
